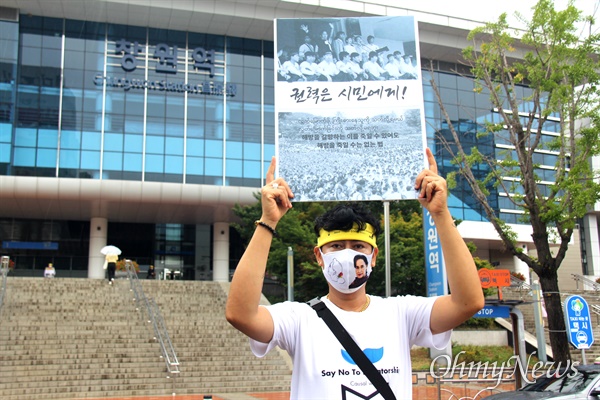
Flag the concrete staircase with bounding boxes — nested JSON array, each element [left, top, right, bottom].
[[139, 280, 292, 395], [0, 277, 291, 399]]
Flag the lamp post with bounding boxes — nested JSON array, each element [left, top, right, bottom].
[[287, 247, 294, 301]]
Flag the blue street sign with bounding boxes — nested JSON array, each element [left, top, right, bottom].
[[473, 305, 511, 318], [564, 295, 594, 350]]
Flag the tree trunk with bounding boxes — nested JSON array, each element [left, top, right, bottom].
[[539, 274, 571, 363]]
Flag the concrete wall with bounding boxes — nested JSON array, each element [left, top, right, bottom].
[[451, 330, 508, 346]]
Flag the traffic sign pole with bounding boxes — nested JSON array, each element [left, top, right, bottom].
[[564, 295, 594, 365]]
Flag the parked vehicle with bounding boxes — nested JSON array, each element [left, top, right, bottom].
[[486, 365, 600, 399]]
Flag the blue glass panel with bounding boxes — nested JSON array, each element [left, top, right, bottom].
[[13, 147, 35, 166], [80, 150, 100, 168], [205, 139, 222, 157], [187, 120, 205, 138], [244, 142, 261, 160], [165, 137, 183, 155], [14, 128, 37, 147], [186, 156, 203, 174], [264, 144, 275, 159], [145, 154, 164, 173], [0, 143, 10, 162], [123, 152, 142, 172], [205, 158, 222, 176], [226, 141, 242, 159], [104, 133, 124, 152], [165, 155, 183, 174], [59, 149, 79, 168], [226, 159, 242, 178], [103, 151, 123, 171], [82, 131, 101, 150], [186, 138, 204, 156], [146, 119, 165, 135], [146, 135, 165, 154], [243, 160, 260, 178], [124, 134, 143, 152], [36, 148, 56, 167], [165, 122, 184, 137], [37, 129, 58, 148], [124, 118, 143, 134], [0, 123, 12, 142]]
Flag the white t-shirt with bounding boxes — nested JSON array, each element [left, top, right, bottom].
[[250, 295, 450, 400]]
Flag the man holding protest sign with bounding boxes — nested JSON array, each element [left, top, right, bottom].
[[226, 148, 483, 399]]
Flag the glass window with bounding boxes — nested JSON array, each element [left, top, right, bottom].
[[205, 139, 222, 157], [14, 128, 37, 147], [226, 141, 242, 159], [124, 134, 143, 152], [243, 160, 261, 179], [81, 131, 101, 150], [165, 137, 183, 155], [226, 159, 242, 178], [146, 135, 165, 153], [165, 155, 183, 174], [37, 129, 58, 148], [80, 150, 100, 169], [205, 157, 222, 176], [186, 156, 203, 174], [104, 133, 124, 152], [103, 151, 123, 170], [145, 154, 164, 173], [244, 142, 261, 160], [123, 152, 142, 171], [186, 138, 204, 157], [0, 143, 10, 163], [13, 147, 35, 166], [59, 149, 79, 168]]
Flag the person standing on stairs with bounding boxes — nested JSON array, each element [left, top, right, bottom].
[[103, 253, 118, 284], [225, 149, 484, 399]]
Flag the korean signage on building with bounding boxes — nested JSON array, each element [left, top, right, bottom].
[[94, 39, 236, 96]]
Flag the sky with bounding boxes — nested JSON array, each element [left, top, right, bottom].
[[411, 0, 600, 33]]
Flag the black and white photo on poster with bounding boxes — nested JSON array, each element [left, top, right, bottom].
[[277, 107, 424, 202], [276, 16, 419, 83], [274, 15, 426, 202]]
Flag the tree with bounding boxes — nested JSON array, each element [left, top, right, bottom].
[[429, 0, 600, 362]]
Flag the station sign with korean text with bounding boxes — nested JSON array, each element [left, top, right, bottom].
[[564, 295, 594, 350], [93, 39, 236, 97]]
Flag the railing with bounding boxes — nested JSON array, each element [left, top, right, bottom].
[[510, 275, 531, 291], [0, 256, 9, 315], [125, 260, 180, 375], [571, 274, 600, 292]]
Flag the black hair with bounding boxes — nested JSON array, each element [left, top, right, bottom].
[[339, 51, 349, 59], [354, 254, 368, 266], [313, 203, 381, 238]]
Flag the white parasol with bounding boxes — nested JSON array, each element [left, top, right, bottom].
[[100, 245, 122, 255]]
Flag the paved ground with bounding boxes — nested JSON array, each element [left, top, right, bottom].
[[79, 381, 517, 400]]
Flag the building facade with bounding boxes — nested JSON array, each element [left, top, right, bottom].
[[0, 1, 597, 288]]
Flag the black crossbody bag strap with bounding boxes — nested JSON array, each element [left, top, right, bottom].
[[309, 298, 397, 400]]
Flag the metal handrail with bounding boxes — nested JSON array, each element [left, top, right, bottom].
[[571, 273, 600, 291], [126, 261, 180, 374], [510, 275, 531, 291], [0, 257, 9, 315]]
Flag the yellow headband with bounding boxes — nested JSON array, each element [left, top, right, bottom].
[[317, 223, 377, 249]]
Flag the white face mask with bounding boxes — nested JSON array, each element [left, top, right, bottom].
[[320, 248, 373, 294]]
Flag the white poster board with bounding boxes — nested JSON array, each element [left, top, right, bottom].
[[275, 16, 426, 202]]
